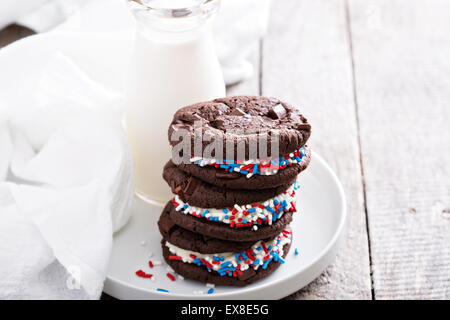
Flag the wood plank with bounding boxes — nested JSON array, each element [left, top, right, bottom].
[[348, 0, 450, 299], [263, 0, 372, 299]]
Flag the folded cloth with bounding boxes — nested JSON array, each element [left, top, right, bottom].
[[0, 0, 271, 85], [0, 53, 134, 299]]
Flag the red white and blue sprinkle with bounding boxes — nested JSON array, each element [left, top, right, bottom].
[[165, 228, 291, 278], [190, 147, 306, 178], [171, 181, 299, 229]]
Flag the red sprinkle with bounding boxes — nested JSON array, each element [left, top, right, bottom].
[[261, 242, 269, 254], [148, 260, 154, 268], [290, 201, 297, 212], [136, 270, 153, 279], [166, 273, 176, 281], [169, 255, 182, 261], [189, 254, 197, 259], [201, 259, 214, 269]]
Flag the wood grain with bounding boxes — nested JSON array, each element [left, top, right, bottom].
[[348, 0, 450, 299], [263, 0, 372, 299]]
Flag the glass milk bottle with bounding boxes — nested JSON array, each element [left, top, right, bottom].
[[126, 0, 225, 204]]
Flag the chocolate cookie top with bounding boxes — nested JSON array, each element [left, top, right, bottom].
[[168, 96, 311, 160]]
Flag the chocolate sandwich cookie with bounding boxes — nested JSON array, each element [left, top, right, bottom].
[[162, 201, 294, 242], [158, 208, 260, 253], [161, 228, 292, 286], [163, 161, 295, 208], [168, 96, 311, 160], [177, 146, 311, 190]]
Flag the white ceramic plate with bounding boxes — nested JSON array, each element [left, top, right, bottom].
[[104, 152, 346, 300]]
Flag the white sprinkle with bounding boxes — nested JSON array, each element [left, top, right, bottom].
[[166, 266, 175, 273], [178, 275, 184, 281], [206, 283, 215, 288], [153, 260, 162, 266], [253, 225, 258, 231]]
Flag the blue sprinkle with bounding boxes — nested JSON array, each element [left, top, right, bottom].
[[262, 257, 273, 269], [274, 199, 279, 205], [222, 208, 228, 213], [201, 210, 209, 217], [183, 204, 189, 209], [265, 206, 276, 214], [296, 156, 301, 162], [300, 148, 305, 157], [295, 248, 299, 255], [157, 288, 169, 293], [243, 219, 247, 223], [220, 164, 230, 169], [207, 288, 214, 294], [221, 261, 231, 267], [254, 259, 260, 265], [213, 256, 221, 261], [240, 170, 249, 174], [224, 215, 229, 219], [197, 160, 202, 166], [278, 256, 285, 264], [253, 164, 259, 174], [248, 208, 256, 213], [218, 267, 235, 273]]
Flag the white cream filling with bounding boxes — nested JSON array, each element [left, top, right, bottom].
[[165, 229, 292, 274], [172, 181, 299, 227]]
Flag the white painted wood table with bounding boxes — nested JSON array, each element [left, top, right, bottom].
[[1, 0, 449, 300]]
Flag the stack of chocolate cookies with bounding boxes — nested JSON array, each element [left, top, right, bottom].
[[158, 96, 311, 286]]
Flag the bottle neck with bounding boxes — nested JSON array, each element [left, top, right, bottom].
[[129, 0, 219, 42]]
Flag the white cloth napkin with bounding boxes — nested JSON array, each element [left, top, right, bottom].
[[0, 0, 271, 85], [0, 53, 134, 299]]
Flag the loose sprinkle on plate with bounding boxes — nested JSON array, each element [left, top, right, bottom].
[[166, 273, 176, 281]]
